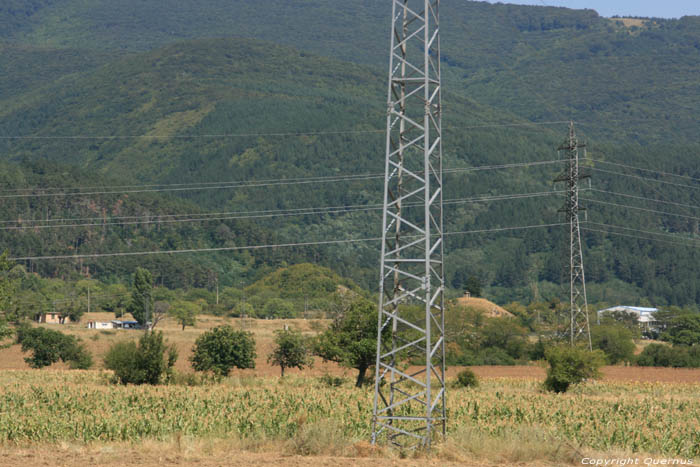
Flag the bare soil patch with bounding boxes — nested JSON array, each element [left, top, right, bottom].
[[0, 444, 490, 467]]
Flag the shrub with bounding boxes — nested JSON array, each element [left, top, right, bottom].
[[456, 369, 479, 388], [529, 338, 547, 361], [16, 326, 93, 369], [661, 314, 700, 346], [480, 318, 529, 360], [592, 324, 636, 364], [319, 374, 346, 387], [449, 347, 519, 366], [479, 347, 517, 365], [190, 325, 256, 377], [64, 341, 94, 369], [636, 343, 700, 368], [262, 298, 295, 319], [104, 331, 177, 385], [543, 345, 605, 393]]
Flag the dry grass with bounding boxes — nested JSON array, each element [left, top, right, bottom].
[[454, 297, 512, 318], [0, 313, 339, 376], [0, 440, 476, 467], [613, 18, 648, 28], [3, 315, 700, 384], [438, 425, 582, 465]]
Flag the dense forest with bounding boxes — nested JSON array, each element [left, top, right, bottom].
[[0, 1, 699, 307]]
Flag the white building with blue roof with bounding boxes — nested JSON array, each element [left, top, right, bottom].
[[597, 306, 658, 332]]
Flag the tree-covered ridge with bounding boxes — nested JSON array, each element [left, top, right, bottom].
[[0, 5, 699, 307], [2, 1, 699, 145], [0, 42, 115, 100], [0, 37, 386, 179], [0, 159, 281, 289]]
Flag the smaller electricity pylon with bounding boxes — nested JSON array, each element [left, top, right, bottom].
[[554, 122, 592, 350]]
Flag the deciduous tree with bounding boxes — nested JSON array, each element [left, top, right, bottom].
[[314, 299, 380, 387], [191, 325, 256, 377], [268, 328, 312, 377]]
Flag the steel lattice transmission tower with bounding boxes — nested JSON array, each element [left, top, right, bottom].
[[554, 122, 592, 350], [372, 0, 446, 449]]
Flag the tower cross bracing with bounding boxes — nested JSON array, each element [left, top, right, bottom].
[[555, 122, 592, 350], [372, 0, 446, 450]]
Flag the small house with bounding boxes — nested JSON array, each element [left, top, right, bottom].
[[87, 321, 114, 330], [37, 313, 71, 324]]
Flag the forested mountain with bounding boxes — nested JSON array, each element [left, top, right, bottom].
[[3, 1, 699, 143], [1, 1, 699, 307]]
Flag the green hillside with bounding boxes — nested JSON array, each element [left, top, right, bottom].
[[3, 1, 699, 144], [1, 2, 699, 307]]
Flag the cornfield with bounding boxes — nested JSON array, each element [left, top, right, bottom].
[[0, 370, 698, 458]]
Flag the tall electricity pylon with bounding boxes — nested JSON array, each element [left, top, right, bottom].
[[554, 122, 592, 350], [372, 0, 446, 450]]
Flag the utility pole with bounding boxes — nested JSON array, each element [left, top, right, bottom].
[[87, 287, 91, 315], [372, 0, 446, 450], [554, 122, 592, 350]]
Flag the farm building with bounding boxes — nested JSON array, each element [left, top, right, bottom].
[[37, 313, 72, 324], [597, 306, 658, 332], [86, 321, 114, 329], [111, 320, 142, 329]]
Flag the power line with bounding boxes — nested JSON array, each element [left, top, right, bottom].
[[588, 167, 700, 191], [0, 173, 385, 199], [589, 188, 699, 211], [0, 172, 382, 194], [0, 120, 571, 141], [582, 227, 700, 250], [586, 221, 700, 243], [3, 190, 567, 230], [584, 157, 700, 183], [8, 222, 566, 261], [444, 222, 567, 237], [0, 159, 564, 197], [583, 198, 700, 222], [1, 205, 383, 230]]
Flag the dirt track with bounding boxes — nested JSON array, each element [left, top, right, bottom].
[[0, 446, 494, 467]]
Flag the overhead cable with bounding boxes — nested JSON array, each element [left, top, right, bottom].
[[588, 167, 700, 191], [9, 222, 566, 261], [582, 227, 700, 250], [589, 188, 699, 211], [582, 198, 700, 222], [0, 120, 571, 141], [584, 157, 700, 183], [0, 159, 564, 198], [3, 190, 566, 230]]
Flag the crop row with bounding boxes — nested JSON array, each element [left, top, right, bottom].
[[0, 371, 698, 457]]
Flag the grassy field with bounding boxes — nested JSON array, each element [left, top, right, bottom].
[[0, 370, 698, 465], [1, 315, 699, 465]]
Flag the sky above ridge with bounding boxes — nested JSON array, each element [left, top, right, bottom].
[[482, 0, 700, 18]]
